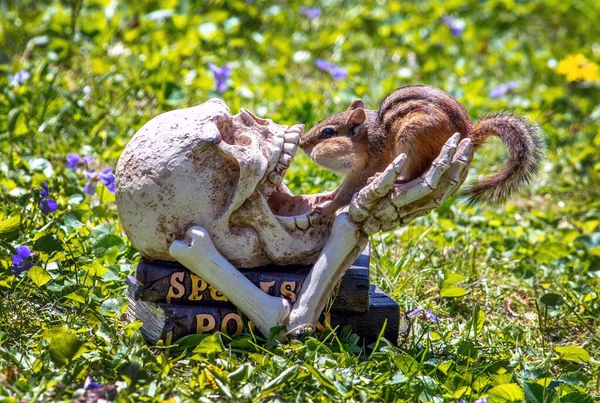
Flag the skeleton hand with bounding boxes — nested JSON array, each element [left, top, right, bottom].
[[348, 133, 474, 235]]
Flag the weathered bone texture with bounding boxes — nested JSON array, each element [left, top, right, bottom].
[[116, 101, 474, 337], [115, 99, 328, 268], [169, 226, 291, 335]]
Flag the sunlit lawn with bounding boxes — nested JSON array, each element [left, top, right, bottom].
[[1, 1, 599, 402]]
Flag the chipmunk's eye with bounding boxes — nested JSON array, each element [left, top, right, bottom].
[[320, 128, 335, 139]]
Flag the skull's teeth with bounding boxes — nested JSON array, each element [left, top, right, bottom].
[[275, 162, 288, 175], [284, 131, 300, 145], [268, 171, 283, 186], [280, 153, 293, 166], [274, 214, 311, 231], [276, 215, 297, 231], [283, 142, 297, 156], [294, 215, 310, 230]]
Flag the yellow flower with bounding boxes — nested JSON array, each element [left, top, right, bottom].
[[556, 54, 600, 82]]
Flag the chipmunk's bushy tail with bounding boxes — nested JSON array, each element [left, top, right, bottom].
[[462, 112, 545, 205]]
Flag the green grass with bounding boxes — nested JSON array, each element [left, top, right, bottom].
[[1, 0, 599, 402]]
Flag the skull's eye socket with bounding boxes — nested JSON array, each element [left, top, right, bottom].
[[320, 128, 335, 139]]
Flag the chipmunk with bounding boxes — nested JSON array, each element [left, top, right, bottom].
[[299, 85, 545, 219]]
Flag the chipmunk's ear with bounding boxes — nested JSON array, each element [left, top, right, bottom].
[[346, 108, 366, 127], [347, 99, 365, 111]]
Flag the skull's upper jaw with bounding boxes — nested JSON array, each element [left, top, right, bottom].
[[257, 124, 329, 232]]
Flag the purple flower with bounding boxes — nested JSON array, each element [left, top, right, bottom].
[[84, 170, 98, 195], [424, 309, 440, 324], [315, 59, 348, 80], [12, 245, 34, 275], [66, 154, 81, 169], [100, 168, 115, 193], [9, 70, 31, 87], [208, 63, 232, 93], [441, 15, 465, 37], [408, 308, 440, 324], [87, 381, 101, 389], [300, 6, 320, 20], [39, 182, 58, 215], [66, 154, 94, 170], [84, 167, 115, 195], [489, 80, 521, 98]]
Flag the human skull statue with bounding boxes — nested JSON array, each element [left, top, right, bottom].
[[115, 99, 329, 268]]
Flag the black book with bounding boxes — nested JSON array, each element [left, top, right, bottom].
[[135, 250, 371, 313]]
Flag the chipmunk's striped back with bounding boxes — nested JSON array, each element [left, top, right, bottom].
[[376, 85, 545, 204], [375, 85, 473, 181]]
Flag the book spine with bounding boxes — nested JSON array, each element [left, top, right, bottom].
[[135, 260, 370, 313], [127, 279, 399, 345]]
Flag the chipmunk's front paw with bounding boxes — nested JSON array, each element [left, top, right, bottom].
[[310, 204, 337, 226]]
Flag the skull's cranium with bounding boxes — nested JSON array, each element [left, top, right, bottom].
[[115, 99, 328, 268]]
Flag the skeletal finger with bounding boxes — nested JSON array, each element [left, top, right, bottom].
[[390, 135, 461, 209], [348, 193, 370, 223], [422, 133, 460, 189], [355, 154, 408, 211], [373, 202, 398, 222], [433, 138, 474, 200], [391, 175, 434, 209], [359, 216, 382, 236], [371, 154, 408, 197], [454, 137, 474, 165]]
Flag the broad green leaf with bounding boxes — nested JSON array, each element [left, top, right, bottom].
[[0, 216, 20, 239], [28, 266, 51, 287], [100, 298, 122, 316], [540, 293, 564, 308], [394, 354, 420, 377], [193, 333, 224, 355], [555, 345, 590, 363], [559, 391, 594, 403], [65, 291, 86, 304], [442, 273, 467, 288], [34, 234, 62, 254], [82, 260, 109, 277], [488, 383, 524, 402], [440, 286, 467, 297], [262, 365, 299, 392], [43, 326, 83, 367]]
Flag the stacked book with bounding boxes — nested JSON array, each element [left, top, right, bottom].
[[126, 250, 399, 345]]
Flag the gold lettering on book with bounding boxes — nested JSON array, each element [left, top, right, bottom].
[[196, 314, 216, 333], [259, 281, 275, 293], [189, 274, 208, 301], [280, 281, 297, 303], [209, 286, 228, 301], [166, 272, 185, 303], [221, 313, 243, 337]]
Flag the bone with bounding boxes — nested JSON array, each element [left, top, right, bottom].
[[355, 154, 407, 211], [273, 132, 285, 153], [373, 203, 398, 222], [348, 193, 369, 223], [294, 214, 310, 230], [275, 215, 298, 231], [279, 153, 294, 166], [169, 226, 291, 336], [360, 216, 382, 236], [275, 163, 288, 175], [391, 154, 452, 208], [268, 171, 283, 186], [287, 213, 365, 331], [284, 131, 300, 145], [283, 142, 297, 156]]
